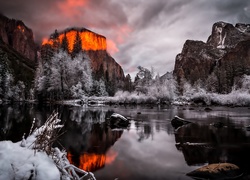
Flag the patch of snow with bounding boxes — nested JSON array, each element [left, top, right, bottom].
[[217, 32, 227, 49], [0, 141, 60, 180], [111, 128, 125, 131], [88, 100, 106, 106], [172, 99, 190, 106], [56, 99, 82, 106], [174, 115, 185, 121], [0, 112, 96, 180]]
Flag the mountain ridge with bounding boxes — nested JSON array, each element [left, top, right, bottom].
[[173, 21, 250, 93]]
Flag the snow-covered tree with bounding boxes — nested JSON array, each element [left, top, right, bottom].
[[148, 72, 177, 101], [92, 79, 108, 97], [12, 81, 25, 101], [35, 50, 93, 100], [134, 66, 153, 95]]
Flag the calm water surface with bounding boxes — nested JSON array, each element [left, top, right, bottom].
[[1, 104, 250, 180]]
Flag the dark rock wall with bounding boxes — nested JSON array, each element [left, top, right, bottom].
[[0, 14, 37, 61], [174, 21, 250, 93]]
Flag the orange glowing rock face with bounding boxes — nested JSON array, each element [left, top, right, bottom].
[[42, 38, 53, 46], [42, 29, 107, 52], [67, 150, 117, 172]]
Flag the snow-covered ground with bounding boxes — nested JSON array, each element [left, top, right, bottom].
[[0, 112, 96, 180], [0, 140, 60, 180]]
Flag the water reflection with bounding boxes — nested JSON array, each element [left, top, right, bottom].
[[174, 118, 250, 172], [67, 150, 117, 172], [135, 120, 153, 142], [0, 104, 36, 142], [1, 104, 250, 179], [59, 107, 123, 172]]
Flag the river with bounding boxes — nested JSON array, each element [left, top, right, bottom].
[[1, 103, 250, 180]]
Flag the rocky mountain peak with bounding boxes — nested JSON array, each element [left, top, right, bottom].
[[42, 28, 107, 53], [0, 14, 37, 61], [41, 27, 125, 94], [174, 21, 250, 93], [207, 21, 250, 49]]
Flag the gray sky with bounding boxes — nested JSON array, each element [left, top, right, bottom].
[[1, 0, 250, 78]]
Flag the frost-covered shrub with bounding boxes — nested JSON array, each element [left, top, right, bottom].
[[236, 75, 250, 93], [70, 82, 86, 98], [112, 90, 157, 104], [178, 80, 250, 106], [12, 81, 25, 101], [211, 90, 250, 106]]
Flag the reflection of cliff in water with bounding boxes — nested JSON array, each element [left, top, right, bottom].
[[174, 118, 250, 172], [59, 108, 123, 172]]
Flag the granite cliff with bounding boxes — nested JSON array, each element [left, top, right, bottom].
[[0, 14, 36, 100], [174, 21, 250, 93], [0, 14, 37, 61], [41, 28, 125, 94]]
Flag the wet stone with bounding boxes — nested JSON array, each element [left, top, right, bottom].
[[187, 163, 242, 180]]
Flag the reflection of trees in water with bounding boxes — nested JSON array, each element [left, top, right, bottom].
[[174, 120, 250, 172], [135, 120, 154, 142], [133, 111, 175, 142], [0, 104, 35, 142], [69, 107, 107, 124]]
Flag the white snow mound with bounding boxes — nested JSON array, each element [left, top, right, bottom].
[[0, 141, 60, 180]]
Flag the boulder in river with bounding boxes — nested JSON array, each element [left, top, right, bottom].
[[109, 113, 129, 128], [204, 107, 212, 111], [187, 163, 242, 180], [210, 121, 224, 128], [171, 116, 192, 129]]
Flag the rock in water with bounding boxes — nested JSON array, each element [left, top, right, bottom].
[[211, 121, 224, 128], [187, 163, 242, 180], [204, 107, 212, 111], [110, 113, 127, 121], [109, 113, 129, 128], [171, 116, 191, 129]]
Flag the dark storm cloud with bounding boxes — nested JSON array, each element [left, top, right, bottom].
[[117, 0, 250, 77], [134, 0, 193, 30], [0, 0, 249, 78], [0, 0, 128, 42]]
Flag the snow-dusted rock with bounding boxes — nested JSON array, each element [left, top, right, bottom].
[[109, 113, 129, 128], [171, 116, 192, 129], [110, 113, 127, 121]]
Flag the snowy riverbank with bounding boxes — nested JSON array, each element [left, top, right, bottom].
[[0, 112, 96, 180]]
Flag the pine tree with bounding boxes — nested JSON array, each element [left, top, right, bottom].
[[96, 64, 104, 80], [0, 50, 8, 98], [61, 32, 69, 53], [72, 31, 82, 58], [124, 74, 133, 92], [41, 44, 54, 62], [52, 29, 60, 51]]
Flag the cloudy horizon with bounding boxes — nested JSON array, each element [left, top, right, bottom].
[[1, 0, 250, 78]]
